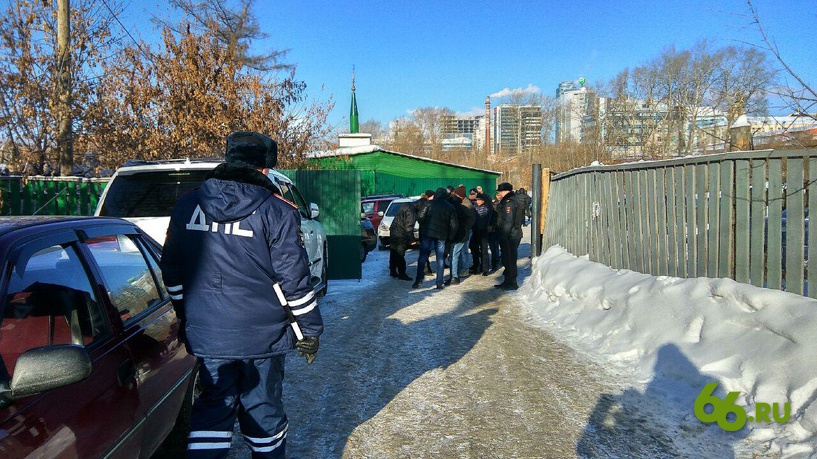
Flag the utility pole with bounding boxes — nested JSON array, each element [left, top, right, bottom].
[[57, 0, 73, 176]]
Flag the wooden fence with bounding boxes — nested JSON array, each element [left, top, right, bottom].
[[544, 148, 817, 298]]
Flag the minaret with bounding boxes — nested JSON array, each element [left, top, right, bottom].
[[338, 66, 371, 148], [350, 68, 359, 134]]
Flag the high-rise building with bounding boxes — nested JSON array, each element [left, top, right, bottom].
[[556, 82, 596, 144], [492, 104, 543, 154], [441, 114, 485, 151]]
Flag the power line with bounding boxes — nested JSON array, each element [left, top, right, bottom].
[[99, 0, 155, 65]]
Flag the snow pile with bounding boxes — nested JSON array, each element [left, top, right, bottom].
[[524, 245, 817, 457]]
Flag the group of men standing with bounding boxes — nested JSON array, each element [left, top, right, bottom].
[[388, 181, 529, 291]]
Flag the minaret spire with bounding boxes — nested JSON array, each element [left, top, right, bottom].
[[350, 66, 359, 134]]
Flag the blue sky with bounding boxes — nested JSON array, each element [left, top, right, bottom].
[[94, 0, 817, 130]]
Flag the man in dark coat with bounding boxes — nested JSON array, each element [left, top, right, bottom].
[[471, 192, 495, 275], [413, 187, 458, 289], [518, 187, 533, 225], [389, 200, 417, 280], [446, 185, 476, 285], [415, 190, 435, 275], [488, 192, 502, 272], [494, 181, 526, 290], [161, 131, 323, 459]]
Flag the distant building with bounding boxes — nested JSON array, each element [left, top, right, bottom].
[[732, 114, 817, 150], [556, 81, 597, 144], [441, 114, 486, 151], [597, 98, 731, 158], [493, 104, 543, 155]]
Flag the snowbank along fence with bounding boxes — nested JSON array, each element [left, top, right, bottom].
[[543, 148, 817, 298]]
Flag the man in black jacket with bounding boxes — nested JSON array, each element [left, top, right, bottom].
[[494, 182, 526, 290], [389, 200, 417, 280], [161, 131, 322, 459], [446, 186, 476, 285], [471, 192, 495, 275], [413, 188, 458, 289]]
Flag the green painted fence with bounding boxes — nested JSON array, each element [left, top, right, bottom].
[[0, 171, 364, 281], [0, 176, 109, 216], [280, 169, 362, 280], [545, 148, 817, 298]]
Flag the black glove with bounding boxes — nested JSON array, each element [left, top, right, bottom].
[[296, 336, 319, 364]]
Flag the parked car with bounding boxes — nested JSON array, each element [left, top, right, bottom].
[[0, 216, 197, 458], [377, 197, 420, 249], [361, 214, 377, 262], [361, 194, 404, 231], [95, 158, 328, 296]]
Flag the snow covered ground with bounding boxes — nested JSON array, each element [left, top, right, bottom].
[[524, 245, 817, 458]]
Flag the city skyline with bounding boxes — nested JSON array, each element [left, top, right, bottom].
[[109, 0, 815, 130]]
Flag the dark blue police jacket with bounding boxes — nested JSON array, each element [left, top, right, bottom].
[[160, 164, 323, 359]]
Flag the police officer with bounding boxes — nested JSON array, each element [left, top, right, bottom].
[[161, 131, 323, 459], [494, 182, 525, 290]]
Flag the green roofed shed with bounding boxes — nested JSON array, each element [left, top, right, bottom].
[[307, 145, 502, 197]]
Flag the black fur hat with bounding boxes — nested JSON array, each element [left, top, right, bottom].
[[496, 182, 513, 192], [225, 131, 278, 169]]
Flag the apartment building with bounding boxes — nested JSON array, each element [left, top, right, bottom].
[[492, 104, 543, 154], [440, 114, 485, 151]]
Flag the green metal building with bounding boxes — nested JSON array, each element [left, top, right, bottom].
[[308, 145, 502, 197]]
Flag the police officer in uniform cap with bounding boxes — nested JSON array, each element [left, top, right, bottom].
[[494, 182, 525, 290], [161, 131, 323, 459]]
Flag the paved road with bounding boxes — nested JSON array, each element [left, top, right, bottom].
[[224, 238, 715, 458]]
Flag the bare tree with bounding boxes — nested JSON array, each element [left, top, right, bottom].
[[157, 0, 290, 71], [386, 117, 424, 156], [360, 119, 385, 142], [411, 106, 454, 155], [0, 0, 124, 175], [747, 0, 815, 120], [596, 40, 775, 158]]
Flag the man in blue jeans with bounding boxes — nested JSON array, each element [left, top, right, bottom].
[[413, 188, 458, 289], [446, 185, 476, 285]]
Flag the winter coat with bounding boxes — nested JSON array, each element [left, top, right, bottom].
[[417, 190, 458, 241], [520, 192, 532, 211], [496, 191, 526, 240], [160, 163, 323, 359], [473, 201, 494, 237], [451, 196, 476, 243], [489, 199, 501, 233], [391, 201, 417, 241]]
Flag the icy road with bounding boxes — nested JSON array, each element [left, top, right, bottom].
[[225, 237, 745, 458]]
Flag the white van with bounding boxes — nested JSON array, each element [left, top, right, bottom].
[[95, 159, 328, 295]]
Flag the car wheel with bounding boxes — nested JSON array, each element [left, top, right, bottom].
[[317, 244, 328, 297], [360, 243, 368, 263], [152, 361, 201, 458]]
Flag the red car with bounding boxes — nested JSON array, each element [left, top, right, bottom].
[[0, 217, 197, 458], [361, 194, 403, 232]]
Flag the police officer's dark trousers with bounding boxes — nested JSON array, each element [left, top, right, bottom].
[[499, 235, 522, 286], [187, 356, 287, 459]]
